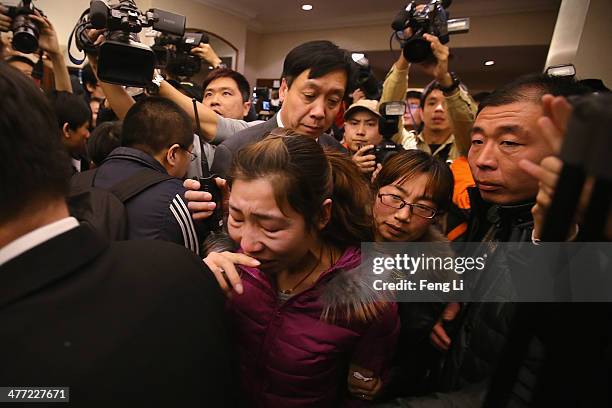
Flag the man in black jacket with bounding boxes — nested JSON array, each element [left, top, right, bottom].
[[0, 62, 235, 406], [92, 96, 203, 254], [210, 40, 350, 178], [376, 74, 591, 407]]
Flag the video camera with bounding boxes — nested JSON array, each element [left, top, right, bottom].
[[391, 0, 469, 63], [153, 32, 207, 78], [70, 0, 186, 87], [5, 0, 43, 54], [351, 53, 381, 100], [374, 101, 405, 164]]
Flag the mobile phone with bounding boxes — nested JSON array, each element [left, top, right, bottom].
[[196, 175, 223, 232]]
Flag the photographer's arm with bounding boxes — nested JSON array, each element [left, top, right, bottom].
[[158, 80, 219, 142], [31, 13, 72, 92], [423, 33, 476, 157], [380, 30, 412, 143], [99, 81, 135, 120], [87, 55, 135, 120], [190, 43, 223, 69], [380, 52, 410, 105], [445, 89, 477, 157]]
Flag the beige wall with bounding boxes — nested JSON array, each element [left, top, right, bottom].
[[35, 0, 92, 60], [247, 10, 559, 81], [573, 0, 612, 85], [33, 0, 247, 71], [244, 30, 262, 89]]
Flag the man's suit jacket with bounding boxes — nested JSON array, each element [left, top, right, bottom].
[[210, 115, 346, 178], [0, 226, 235, 407]]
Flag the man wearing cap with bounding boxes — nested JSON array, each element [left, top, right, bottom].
[[343, 99, 384, 175]]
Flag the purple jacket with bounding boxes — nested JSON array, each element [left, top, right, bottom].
[[228, 247, 399, 407]]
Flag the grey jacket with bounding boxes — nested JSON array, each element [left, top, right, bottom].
[[210, 115, 346, 178]]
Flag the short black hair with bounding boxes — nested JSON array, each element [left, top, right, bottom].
[[88, 121, 122, 166], [202, 68, 251, 102], [121, 96, 193, 156], [47, 91, 92, 131], [281, 40, 354, 96], [472, 91, 491, 104], [406, 90, 422, 100], [479, 73, 591, 114], [0, 62, 72, 224]]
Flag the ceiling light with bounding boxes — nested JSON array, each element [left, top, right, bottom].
[[484, 60, 495, 66], [301, 4, 313, 11]]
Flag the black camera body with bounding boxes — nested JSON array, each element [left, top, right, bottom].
[[356, 64, 381, 101], [374, 141, 404, 165], [374, 101, 405, 164], [392, 0, 468, 63], [72, 0, 186, 87], [6, 0, 42, 54], [351, 54, 381, 100], [154, 32, 207, 78]]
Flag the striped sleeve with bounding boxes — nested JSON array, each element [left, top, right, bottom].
[[169, 193, 200, 255]]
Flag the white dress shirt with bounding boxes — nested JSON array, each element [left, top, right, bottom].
[[0, 217, 79, 267]]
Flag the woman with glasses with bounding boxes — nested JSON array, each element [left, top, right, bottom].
[[372, 149, 453, 244], [350, 149, 455, 402]]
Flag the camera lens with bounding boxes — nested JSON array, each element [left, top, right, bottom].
[[12, 15, 39, 54], [402, 37, 432, 63]]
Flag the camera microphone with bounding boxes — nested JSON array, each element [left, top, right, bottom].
[[89, 0, 109, 29]]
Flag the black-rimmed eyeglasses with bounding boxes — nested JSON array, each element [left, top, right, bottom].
[[378, 193, 437, 219]]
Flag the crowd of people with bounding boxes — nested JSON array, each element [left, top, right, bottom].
[[1, 4, 611, 407]]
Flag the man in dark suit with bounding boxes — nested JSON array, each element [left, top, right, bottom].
[[210, 40, 350, 178], [0, 63, 235, 406]]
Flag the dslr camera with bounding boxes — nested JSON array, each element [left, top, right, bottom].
[[71, 0, 185, 87], [153, 32, 208, 78], [391, 0, 469, 63], [374, 101, 405, 164], [5, 0, 43, 54]]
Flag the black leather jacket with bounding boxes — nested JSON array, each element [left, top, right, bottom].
[[437, 188, 535, 390]]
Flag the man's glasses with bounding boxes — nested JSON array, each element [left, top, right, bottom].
[[180, 146, 198, 162], [378, 193, 437, 219]]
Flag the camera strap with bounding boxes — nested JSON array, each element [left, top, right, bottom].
[[192, 98, 212, 178], [67, 9, 91, 66]]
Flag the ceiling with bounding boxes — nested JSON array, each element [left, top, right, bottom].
[[193, 0, 560, 91], [195, 0, 561, 33]]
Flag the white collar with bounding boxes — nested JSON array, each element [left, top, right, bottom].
[[0, 217, 79, 267], [274, 110, 319, 142]]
